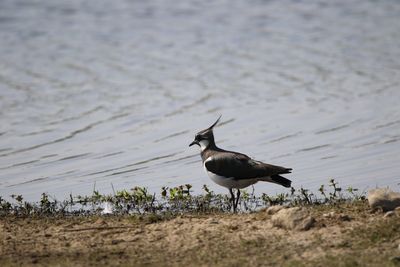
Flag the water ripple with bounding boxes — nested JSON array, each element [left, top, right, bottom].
[[315, 125, 349, 135], [296, 144, 331, 153], [0, 113, 129, 157]]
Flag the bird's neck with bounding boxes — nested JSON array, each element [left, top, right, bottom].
[[199, 139, 218, 151], [198, 140, 209, 151], [200, 140, 219, 161]]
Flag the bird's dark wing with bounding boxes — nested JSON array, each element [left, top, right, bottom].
[[205, 152, 291, 180]]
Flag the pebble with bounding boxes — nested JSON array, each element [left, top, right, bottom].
[[206, 218, 219, 224], [323, 212, 335, 218], [338, 214, 351, 221], [384, 211, 395, 218], [111, 239, 123, 245]]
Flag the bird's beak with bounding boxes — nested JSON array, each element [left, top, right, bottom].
[[189, 140, 199, 147]]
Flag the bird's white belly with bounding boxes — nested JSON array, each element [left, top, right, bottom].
[[203, 165, 258, 189]]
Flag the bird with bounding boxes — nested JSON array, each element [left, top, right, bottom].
[[189, 116, 292, 212]]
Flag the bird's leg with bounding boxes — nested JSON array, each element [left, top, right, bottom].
[[229, 188, 236, 212], [235, 189, 241, 211]]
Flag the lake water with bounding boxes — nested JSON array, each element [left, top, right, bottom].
[[1, 0, 400, 201]]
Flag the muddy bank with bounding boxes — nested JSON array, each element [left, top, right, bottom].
[[1, 201, 400, 266]]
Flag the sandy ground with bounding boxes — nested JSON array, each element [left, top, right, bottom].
[[1, 202, 400, 267]]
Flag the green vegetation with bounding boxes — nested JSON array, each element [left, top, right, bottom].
[[0, 179, 365, 217]]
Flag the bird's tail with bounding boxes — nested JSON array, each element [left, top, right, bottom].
[[270, 175, 292, 188]]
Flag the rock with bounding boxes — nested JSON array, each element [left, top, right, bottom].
[[338, 214, 351, 221], [368, 188, 400, 211], [323, 211, 335, 218], [206, 218, 219, 224], [384, 211, 395, 218], [228, 224, 239, 231], [111, 239, 123, 245], [266, 205, 284, 215], [271, 207, 315, 231], [322, 212, 350, 221]]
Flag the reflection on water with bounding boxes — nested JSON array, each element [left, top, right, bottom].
[[0, 0, 400, 200]]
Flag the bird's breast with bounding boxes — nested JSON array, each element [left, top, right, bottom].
[[203, 161, 258, 189]]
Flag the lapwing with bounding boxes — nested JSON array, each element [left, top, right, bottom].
[[189, 116, 292, 212]]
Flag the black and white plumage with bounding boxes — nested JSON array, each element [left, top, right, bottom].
[[189, 116, 292, 212]]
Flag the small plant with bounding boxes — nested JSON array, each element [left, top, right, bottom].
[[168, 184, 192, 201], [329, 178, 342, 201], [161, 186, 168, 198], [346, 186, 365, 201], [202, 184, 213, 199], [319, 184, 329, 202], [262, 193, 288, 206], [0, 196, 12, 215], [299, 187, 313, 204]]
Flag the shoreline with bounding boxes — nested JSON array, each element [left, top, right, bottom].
[[1, 201, 400, 266]]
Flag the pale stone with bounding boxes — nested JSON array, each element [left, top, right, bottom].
[[271, 207, 315, 231], [383, 211, 395, 218], [266, 205, 284, 215], [323, 211, 335, 218]]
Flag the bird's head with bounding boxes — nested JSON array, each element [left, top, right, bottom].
[[189, 115, 221, 150]]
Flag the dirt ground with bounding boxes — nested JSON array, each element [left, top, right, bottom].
[[1, 202, 400, 267]]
